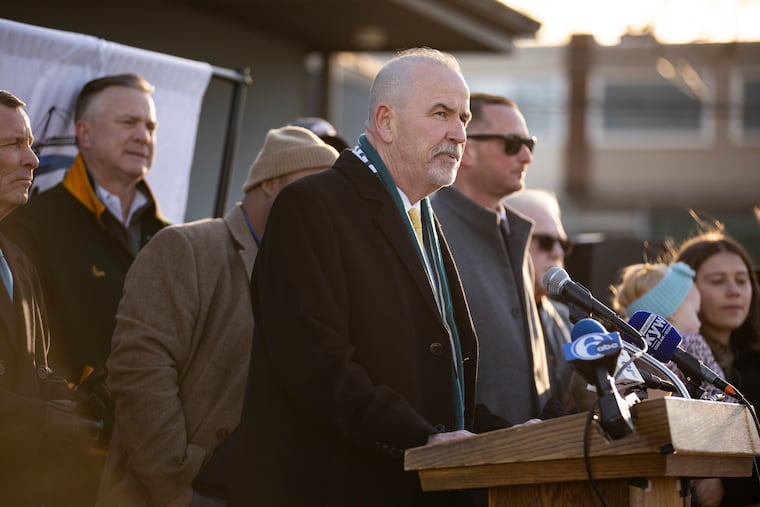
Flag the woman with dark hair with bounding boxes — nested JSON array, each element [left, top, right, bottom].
[[677, 230, 760, 507]]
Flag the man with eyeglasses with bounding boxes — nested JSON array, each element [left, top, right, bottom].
[[504, 188, 575, 407], [432, 93, 563, 426]]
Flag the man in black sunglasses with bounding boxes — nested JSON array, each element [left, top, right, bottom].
[[432, 93, 562, 426]]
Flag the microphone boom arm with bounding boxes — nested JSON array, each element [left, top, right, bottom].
[[622, 342, 691, 399]]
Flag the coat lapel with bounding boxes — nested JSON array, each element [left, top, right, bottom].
[[224, 205, 259, 279], [0, 237, 20, 352], [338, 158, 441, 320], [502, 208, 531, 295], [12, 252, 42, 361], [0, 284, 13, 340]]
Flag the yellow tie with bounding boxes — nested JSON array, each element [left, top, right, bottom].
[[408, 208, 423, 247]]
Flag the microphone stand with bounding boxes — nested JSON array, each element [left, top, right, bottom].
[[622, 342, 691, 399]]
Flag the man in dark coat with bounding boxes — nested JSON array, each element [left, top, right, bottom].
[[0, 74, 167, 507], [229, 48, 494, 507], [0, 89, 99, 507], [0, 73, 167, 384]]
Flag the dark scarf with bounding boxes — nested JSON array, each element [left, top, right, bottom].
[[356, 134, 465, 430]]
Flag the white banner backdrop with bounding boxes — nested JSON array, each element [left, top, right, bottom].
[[0, 18, 213, 223]]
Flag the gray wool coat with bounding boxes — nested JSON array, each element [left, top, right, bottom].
[[432, 186, 551, 424]]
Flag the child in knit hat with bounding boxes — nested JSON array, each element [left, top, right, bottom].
[[612, 261, 734, 507], [611, 261, 734, 402]]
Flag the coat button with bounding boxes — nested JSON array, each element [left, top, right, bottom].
[[433, 424, 447, 433], [216, 428, 229, 441], [511, 307, 521, 318], [429, 342, 444, 356], [37, 365, 50, 379], [0, 360, 5, 376]]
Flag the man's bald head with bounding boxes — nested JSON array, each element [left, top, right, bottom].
[[367, 48, 462, 131]]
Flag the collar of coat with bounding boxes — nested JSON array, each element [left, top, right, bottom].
[[62, 154, 165, 226]]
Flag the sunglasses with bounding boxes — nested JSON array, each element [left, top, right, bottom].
[[467, 134, 537, 155], [532, 233, 573, 255]]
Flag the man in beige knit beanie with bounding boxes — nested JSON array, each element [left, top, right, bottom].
[[242, 125, 340, 237], [98, 125, 337, 507]]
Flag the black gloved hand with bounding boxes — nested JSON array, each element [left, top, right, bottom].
[[539, 396, 569, 420], [71, 364, 114, 447], [472, 403, 513, 433], [40, 367, 77, 401], [73, 364, 113, 417], [44, 400, 103, 450]]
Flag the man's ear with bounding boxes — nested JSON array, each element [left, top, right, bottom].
[[75, 120, 91, 149], [260, 177, 281, 198], [460, 140, 476, 170], [374, 104, 394, 143]]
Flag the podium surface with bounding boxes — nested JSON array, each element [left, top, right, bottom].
[[405, 397, 760, 506]]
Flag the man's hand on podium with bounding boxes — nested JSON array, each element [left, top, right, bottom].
[[513, 418, 542, 426], [426, 430, 475, 445]]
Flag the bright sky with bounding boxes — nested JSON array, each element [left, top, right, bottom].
[[505, 0, 760, 46]]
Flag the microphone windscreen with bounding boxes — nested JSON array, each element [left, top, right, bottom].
[[628, 311, 682, 362], [542, 266, 568, 295], [564, 328, 621, 363], [571, 318, 607, 340]]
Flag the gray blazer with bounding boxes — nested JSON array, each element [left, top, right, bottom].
[[432, 186, 551, 424]]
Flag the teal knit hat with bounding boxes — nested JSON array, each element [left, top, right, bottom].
[[626, 262, 696, 318]]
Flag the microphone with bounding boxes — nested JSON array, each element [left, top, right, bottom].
[[627, 311, 741, 399], [572, 318, 679, 394], [565, 318, 634, 439], [542, 268, 708, 398], [571, 318, 645, 393], [542, 267, 647, 349]]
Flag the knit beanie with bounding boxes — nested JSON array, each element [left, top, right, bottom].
[[626, 261, 696, 318], [243, 126, 339, 192]]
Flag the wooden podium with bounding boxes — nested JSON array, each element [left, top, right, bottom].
[[405, 397, 760, 506]]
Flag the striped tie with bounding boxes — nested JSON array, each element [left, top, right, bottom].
[[0, 248, 13, 301], [408, 208, 423, 247]]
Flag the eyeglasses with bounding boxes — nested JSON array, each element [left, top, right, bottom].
[[467, 134, 537, 155], [532, 233, 573, 255]]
